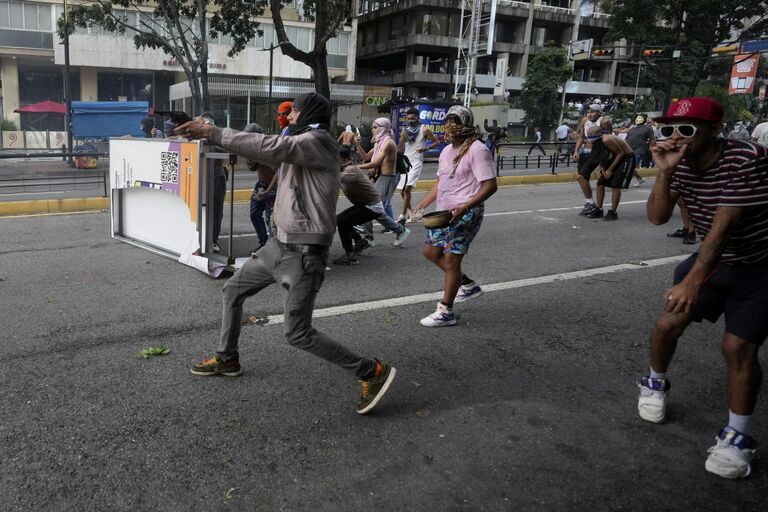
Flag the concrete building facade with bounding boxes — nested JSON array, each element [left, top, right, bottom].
[[355, 0, 650, 105]]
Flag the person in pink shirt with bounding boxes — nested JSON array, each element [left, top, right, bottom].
[[413, 105, 498, 327]]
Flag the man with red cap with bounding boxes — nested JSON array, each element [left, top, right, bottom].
[[637, 97, 768, 479]]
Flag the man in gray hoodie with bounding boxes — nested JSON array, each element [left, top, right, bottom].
[[177, 93, 396, 415]]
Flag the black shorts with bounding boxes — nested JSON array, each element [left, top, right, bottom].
[[577, 153, 600, 180], [673, 253, 768, 346], [596, 155, 635, 189]]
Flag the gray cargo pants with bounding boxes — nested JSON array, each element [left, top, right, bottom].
[[217, 238, 375, 379]]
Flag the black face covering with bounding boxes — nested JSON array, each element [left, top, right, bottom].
[[285, 93, 331, 135]]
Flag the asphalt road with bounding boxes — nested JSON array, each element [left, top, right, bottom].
[[1, 181, 766, 511]]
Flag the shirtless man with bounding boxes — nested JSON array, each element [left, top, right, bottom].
[[356, 118, 411, 248], [338, 125, 356, 150], [572, 105, 605, 216], [587, 119, 635, 220]]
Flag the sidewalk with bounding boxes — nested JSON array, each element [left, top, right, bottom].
[[0, 156, 658, 216]]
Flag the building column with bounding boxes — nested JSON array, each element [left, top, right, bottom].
[[80, 67, 98, 102], [520, 0, 535, 76], [1, 57, 20, 126]]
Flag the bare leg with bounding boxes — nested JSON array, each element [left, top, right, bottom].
[[610, 187, 622, 211], [650, 310, 693, 373], [721, 334, 763, 415], [595, 185, 605, 209], [576, 175, 593, 200]]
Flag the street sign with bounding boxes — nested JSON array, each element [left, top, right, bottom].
[[569, 39, 593, 61], [741, 38, 768, 53]]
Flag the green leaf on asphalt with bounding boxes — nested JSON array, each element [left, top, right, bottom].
[[139, 345, 170, 359]]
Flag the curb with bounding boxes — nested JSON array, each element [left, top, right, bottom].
[[0, 169, 659, 218]]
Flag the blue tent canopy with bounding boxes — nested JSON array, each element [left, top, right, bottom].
[[71, 101, 148, 139]]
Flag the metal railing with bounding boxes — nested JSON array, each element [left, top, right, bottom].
[[494, 142, 577, 176], [0, 151, 110, 198]]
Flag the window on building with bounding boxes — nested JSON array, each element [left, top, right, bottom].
[[296, 26, 311, 52], [19, 65, 80, 105], [9, 1, 23, 29], [98, 72, 154, 103], [390, 15, 407, 39], [418, 11, 448, 36]]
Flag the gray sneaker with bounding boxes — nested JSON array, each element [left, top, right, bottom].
[[393, 227, 411, 247]]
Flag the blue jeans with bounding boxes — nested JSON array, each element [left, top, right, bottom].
[[249, 181, 275, 246]]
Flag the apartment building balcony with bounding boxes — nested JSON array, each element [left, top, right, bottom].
[[493, 42, 527, 55], [393, 70, 452, 85], [359, 34, 460, 58], [358, 0, 459, 22], [497, 1, 534, 18]]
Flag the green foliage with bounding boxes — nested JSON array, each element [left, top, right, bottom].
[[602, 0, 768, 104], [139, 345, 170, 359], [1, 118, 17, 131], [62, 1, 266, 112], [520, 47, 572, 134], [694, 82, 756, 123]]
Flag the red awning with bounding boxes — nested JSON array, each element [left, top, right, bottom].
[[14, 100, 67, 114]]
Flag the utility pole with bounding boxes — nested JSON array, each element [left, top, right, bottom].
[[62, 0, 74, 167]]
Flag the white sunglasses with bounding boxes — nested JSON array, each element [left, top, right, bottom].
[[658, 124, 697, 139]]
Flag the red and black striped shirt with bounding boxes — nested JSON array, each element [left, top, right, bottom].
[[671, 139, 768, 265]]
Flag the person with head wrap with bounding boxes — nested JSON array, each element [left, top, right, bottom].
[[396, 108, 440, 224], [412, 105, 498, 328], [242, 122, 277, 250], [140, 117, 160, 138], [175, 93, 397, 415], [277, 101, 292, 135], [355, 117, 411, 248], [617, 113, 653, 186]]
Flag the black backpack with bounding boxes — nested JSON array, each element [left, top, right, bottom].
[[396, 153, 412, 175]]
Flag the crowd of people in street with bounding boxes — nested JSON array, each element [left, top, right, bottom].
[[166, 92, 768, 482]]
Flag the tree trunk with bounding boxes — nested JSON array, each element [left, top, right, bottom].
[[313, 51, 331, 99]]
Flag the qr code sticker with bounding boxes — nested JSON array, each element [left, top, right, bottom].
[[160, 151, 180, 183]]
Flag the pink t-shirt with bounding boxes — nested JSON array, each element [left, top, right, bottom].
[[436, 140, 496, 210]]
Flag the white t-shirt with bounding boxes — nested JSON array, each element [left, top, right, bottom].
[[751, 122, 768, 145], [555, 125, 570, 140]]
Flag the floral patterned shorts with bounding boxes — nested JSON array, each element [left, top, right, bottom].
[[425, 205, 485, 254]]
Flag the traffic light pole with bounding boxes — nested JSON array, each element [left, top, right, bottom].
[[662, 44, 677, 113]]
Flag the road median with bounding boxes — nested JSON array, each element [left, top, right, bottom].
[[0, 169, 658, 217]]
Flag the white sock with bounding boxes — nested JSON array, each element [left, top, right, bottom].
[[586, 198, 595, 205], [728, 411, 752, 436], [649, 368, 665, 381]]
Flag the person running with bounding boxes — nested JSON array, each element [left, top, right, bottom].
[[527, 127, 546, 156], [585, 119, 635, 221], [572, 104, 604, 216], [356, 117, 412, 249], [396, 108, 440, 224], [637, 96, 768, 478], [620, 114, 652, 186], [413, 105, 498, 327], [333, 147, 386, 265], [200, 112, 227, 253], [555, 121, 571, 163], [178, 93, 396, 415]]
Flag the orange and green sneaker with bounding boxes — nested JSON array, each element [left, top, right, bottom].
[[191, 355, 241, 377], [356, 360, 396, 414]]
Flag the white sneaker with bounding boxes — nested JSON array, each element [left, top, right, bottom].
[[212, 242, 221, 253], [393, 227, 411, 247], [633, 177, 647, 187], [705, 427, 757, 479], [454, 283, 483, 303], [420, 302, 457, 327], [637, 376, 669, 423]]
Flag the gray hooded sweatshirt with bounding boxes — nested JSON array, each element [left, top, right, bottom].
[[211, 126, 340, 246]]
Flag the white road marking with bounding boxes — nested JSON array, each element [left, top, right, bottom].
[[484, 199, 647, 217], [253, 254, 689, 327]]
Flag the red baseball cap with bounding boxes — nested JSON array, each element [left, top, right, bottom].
[[654, 97, 723, 124]]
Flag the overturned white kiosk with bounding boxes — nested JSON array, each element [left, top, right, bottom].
[[109, 138, 236, 277]]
